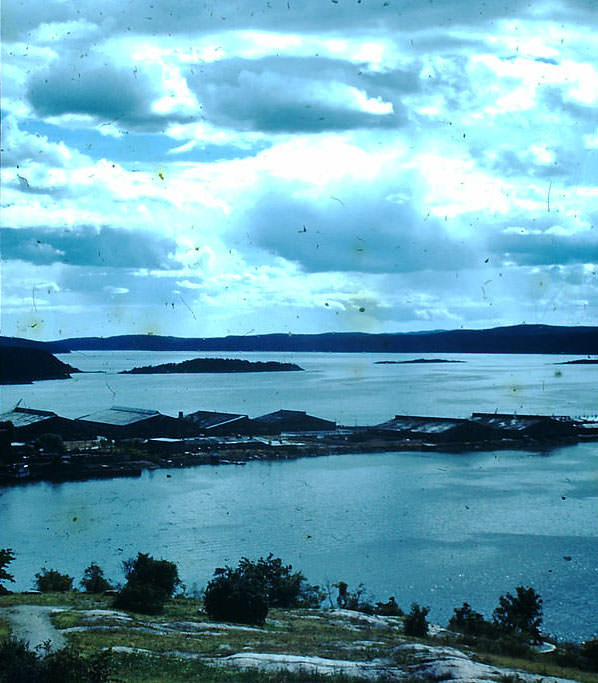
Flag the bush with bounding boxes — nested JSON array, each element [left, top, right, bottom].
[[80, 562, 113, 593], [554, 639, 598, 673], [204, 565, 269, 626], [375, 596, 403, 616], [114, 552, 180, 614], [493, 586, 543, 642], [582, 638, 598, 671], [335, 581, 375, 614], [404, 603, 430, 637], [0, 637, 111, 682], [0, 636, 39, 682], [114, 582, 168, 615], [203, 555, 322, 626], [238, 554, 322, 608], [449, 602, 497, 637], [34, 568, 74, 592], [0, 548, 15, 595]]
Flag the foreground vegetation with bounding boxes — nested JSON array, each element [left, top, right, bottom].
[[1, 548, 597, 682]]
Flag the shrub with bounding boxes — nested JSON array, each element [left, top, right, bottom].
[[114, 552, 180, 614], [238, 554, 322, 608], [80, 562, 113, 593], [493, 586, 543, 642], [582, 638, 598, 671], [34, 568, 74, 592], [122, 552, 180, 597], [204, 565, 268, 626], [0, 636, 39, 681], [335, 581, 375, 614], [114, 582, 168, 615], [555, 639, 598, 673], [375, 596, 403, 616], [0, 637, 112, 683], [0, 548, 15, 595], [203, 555, 322, 626], [404, 603, 430, 637], [449, 602, 497, 637]]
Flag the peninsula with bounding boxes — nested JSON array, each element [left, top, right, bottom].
[[120, 358, 304, 374], [0, 346, 79, 385]]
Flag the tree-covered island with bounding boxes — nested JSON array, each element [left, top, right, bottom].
[[120, 358, 304, 374]]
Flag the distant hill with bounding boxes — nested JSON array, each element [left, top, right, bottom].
[[0, 346, 80, 384], [1, 324, 597, 355], [121, 358, 304, 374]]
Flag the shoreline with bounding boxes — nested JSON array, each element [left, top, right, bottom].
[[0, 431, 585, 487]]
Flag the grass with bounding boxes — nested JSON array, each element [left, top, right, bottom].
[[475, 651, 598, 683], [2, 592, 596, 682], [0, 591, 112, 608]]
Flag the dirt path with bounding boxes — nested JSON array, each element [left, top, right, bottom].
[[4, 605, 66, 652]]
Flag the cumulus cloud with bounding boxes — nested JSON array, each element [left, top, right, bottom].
[[1, 226, 181, 269], [2, 0, 597, 338]]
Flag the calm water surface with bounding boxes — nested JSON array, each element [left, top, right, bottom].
[[0, 353, 596, 641], [1, 351, 596, 422]]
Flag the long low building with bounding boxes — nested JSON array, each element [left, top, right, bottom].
[[76, 406, 185, 439], [251, 409, 337, 434], [374, 415, 502, 443], [0, 407, 85, 440], [183, 410, 251, 436], [470, 413, 578, 439]]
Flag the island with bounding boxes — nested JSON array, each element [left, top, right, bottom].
[[375, 358, 465, 365], [120, 357, 304, 374], [0, 346, 80, 384]]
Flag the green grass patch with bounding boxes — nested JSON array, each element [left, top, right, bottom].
[[0, 617, 11, 639], [475, 651, 598, 683], [50, 609, 85, 629], [0, 591, 111, 609]]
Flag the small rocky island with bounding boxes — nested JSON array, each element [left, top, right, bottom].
[[121, 358, 304, 374], [375, 358, 465, 365], [0, 346, 80, 384]]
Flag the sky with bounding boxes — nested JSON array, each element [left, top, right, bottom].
[[1, 0, 597, 340]]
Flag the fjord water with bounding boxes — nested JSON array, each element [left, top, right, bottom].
[[1, 352, 596, 641]]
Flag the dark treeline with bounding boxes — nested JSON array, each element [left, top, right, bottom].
[[2, 323, 598, 355]]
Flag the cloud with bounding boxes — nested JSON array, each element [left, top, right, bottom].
[[26, 52, 200, 131], [236, 184, 480, 274], [186, 56, 414, 133], [2, 0, 598, 338], [1, 226, 182, 269]]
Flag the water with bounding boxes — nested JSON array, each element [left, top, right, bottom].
[[1, 352, 597, 641], [1, 351, 595, 422]]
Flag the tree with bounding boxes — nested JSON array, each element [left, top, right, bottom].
[[35, 433, 65, 454], [493, 586, 543, 642], [34, 568, 73, 592], [114, 553, 180, 614], [0, 549, 15, 594], [80, 563, 113, 593], [404, 603, 430, 637]]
